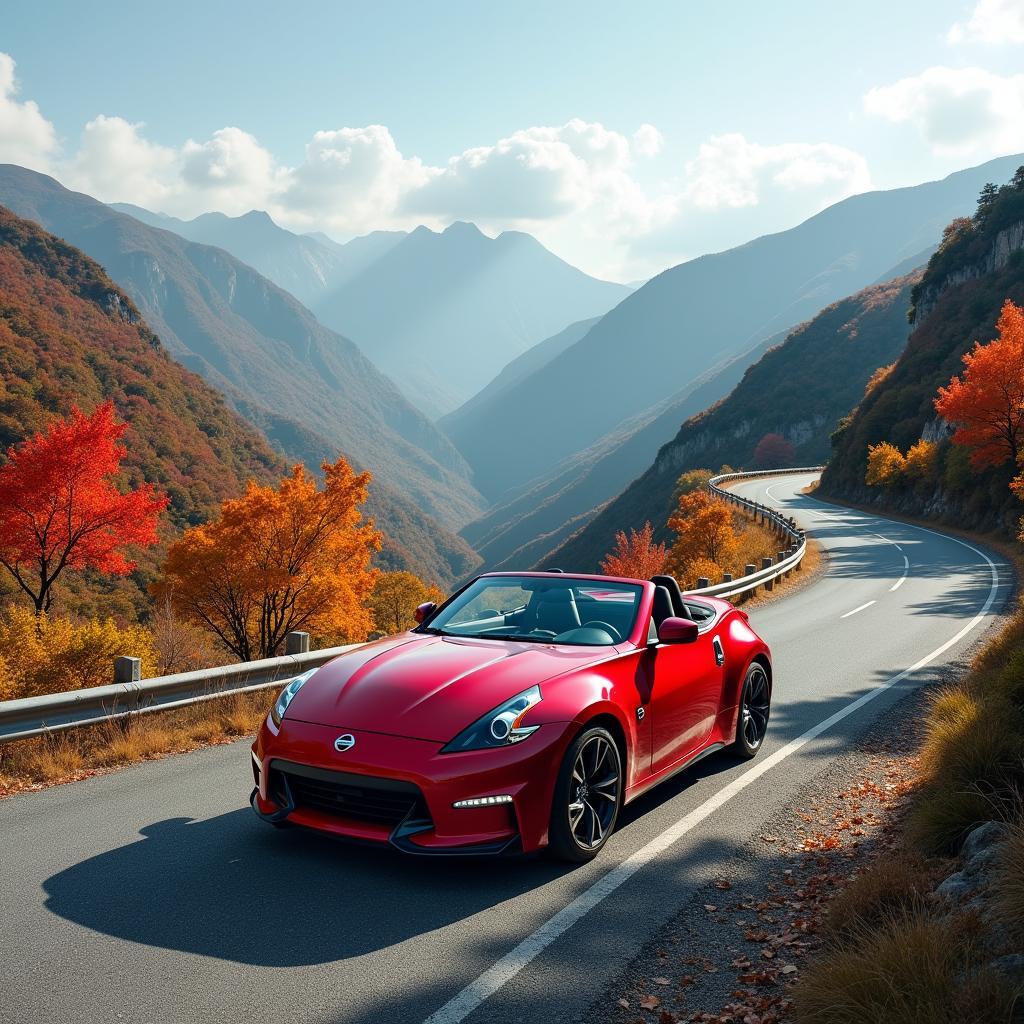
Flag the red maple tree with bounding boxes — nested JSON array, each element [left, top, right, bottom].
[[0, 403, 168, 613], [753, 432, 795, 469], [600, 522, 667, 579], [934, 299, 1024, 468]]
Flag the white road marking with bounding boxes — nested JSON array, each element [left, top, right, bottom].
[[890, 556, 910, 592], [423, 499, 1002, 1024], [841, 601, 876, 619]]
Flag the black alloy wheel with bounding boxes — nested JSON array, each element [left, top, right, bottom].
[[548, 725, 623, 862], [732, 662, 771, 759]]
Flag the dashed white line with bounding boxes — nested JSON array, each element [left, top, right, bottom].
[[840, 600, 876, 619], [890, 556, 910, 592], [422, 499, 1003, 1024]]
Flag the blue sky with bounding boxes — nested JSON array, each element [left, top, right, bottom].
[[3, 0, 1023, 279]]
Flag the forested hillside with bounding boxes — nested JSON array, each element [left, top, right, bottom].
[[820, 168, 1024, 532], [0, 206, 283, 527], [543, 269, 920, 572], [0, 206, 478, 591], [0, 165, 484, 533]]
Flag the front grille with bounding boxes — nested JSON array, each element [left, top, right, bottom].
[[269, 759, 427, 828]]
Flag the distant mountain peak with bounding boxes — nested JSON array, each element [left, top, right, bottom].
[[442, 220, 485, 238]]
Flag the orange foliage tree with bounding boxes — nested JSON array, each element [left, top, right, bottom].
[[665, 491, 738, 582], [865, 442, 906, 486], [600, 522, 668, 579], [369, 571, 444, 635], [157, 457, 381, 660], [934, 299, 1024, 468], [0, 403, 168, 614]]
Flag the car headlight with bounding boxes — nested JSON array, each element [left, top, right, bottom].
[[441, 685, 542, 752], [270, 669, 315, 727]]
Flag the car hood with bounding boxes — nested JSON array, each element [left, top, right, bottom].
[[285, 633, 611, 742]]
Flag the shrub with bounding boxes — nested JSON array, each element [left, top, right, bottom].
[[865, 442, 906, 486], [0, 605, 155, 701], [992, 818, 1024, 946], [904, 439, 938, 481]]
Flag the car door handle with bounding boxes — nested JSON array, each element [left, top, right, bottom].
[[712, 636, 725, 667]]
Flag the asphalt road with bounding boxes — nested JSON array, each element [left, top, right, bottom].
[[0, 474, 1012, 1024]]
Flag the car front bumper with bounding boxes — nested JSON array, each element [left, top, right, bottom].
[[250, 715, 571, 854]]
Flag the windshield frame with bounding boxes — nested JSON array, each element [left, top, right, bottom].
[[415, 573, 648, 648]]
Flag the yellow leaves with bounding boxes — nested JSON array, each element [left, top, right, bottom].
[[0, 604, 155, 701], [369, 571, 444, 636], [865, 441, 906, 486], [157, 456, 382, 660], [904, 439, 937, 480]]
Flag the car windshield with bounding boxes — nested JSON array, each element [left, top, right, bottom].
[[420, 576, 643, 647]]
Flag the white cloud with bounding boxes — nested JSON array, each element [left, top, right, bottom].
[[632, 123, 664, 158], [406, 119, 670, 243], [683, 133, 871, 210], [69, 115, 177, 208], [949, 0, 1024, 44], [280, 125, 430, 231], [0, 49, 883, 280], [0, 53, 57, 171], [864, 66, 1024, 156]]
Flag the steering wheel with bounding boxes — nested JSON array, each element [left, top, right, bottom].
[[581, 620, 622, 643]]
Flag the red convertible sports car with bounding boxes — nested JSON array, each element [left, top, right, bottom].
[[250, 571, 772, 861]]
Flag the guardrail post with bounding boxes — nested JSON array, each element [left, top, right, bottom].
[[285, 631, 311, 655], [114, 656, 141, 685], [722, 572, 733, 583], [696, 577, 710, 589], [762, 556, 775, 591]]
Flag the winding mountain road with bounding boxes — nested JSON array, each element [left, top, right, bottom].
[[0, 473, 1012, 1024]]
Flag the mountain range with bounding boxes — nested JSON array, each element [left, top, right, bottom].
[[311, 222, 630, 415], [113, 205, 630, 418], [445, 153, 1024, 512]]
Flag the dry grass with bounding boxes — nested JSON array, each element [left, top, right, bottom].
[[993, 818, 1024, 946], [0, 689, 270, 795], [795, 910, 1018, 1024], [822, 851, 940, 948]]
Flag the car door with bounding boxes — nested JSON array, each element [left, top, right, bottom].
[[648, 621, 724, 775]]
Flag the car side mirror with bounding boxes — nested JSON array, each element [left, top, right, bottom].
[[658, 616, 699, 644], [414, 601, 437, 624]]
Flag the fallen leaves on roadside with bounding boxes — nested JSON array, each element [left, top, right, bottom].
[[639, 994, 661, 1010]]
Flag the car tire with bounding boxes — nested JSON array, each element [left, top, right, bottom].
[[547, 724, 623, 863], [731, 661, 771, 760]]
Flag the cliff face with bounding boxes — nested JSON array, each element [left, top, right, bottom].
[[913, 220, 1024, 322], [820, 169, 1024, 533]]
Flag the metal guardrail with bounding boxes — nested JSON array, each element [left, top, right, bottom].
[[0, 641, 365, 744], [684, 467, 824, 600], [0, 468, 823, 745]]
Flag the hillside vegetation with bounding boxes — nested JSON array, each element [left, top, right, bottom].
[[543, 270, 919, 572], [0, 165, 485, 538], [820, 168, 1024, 531]]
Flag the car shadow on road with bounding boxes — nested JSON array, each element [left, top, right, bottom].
[[41, 809, 566, 967]]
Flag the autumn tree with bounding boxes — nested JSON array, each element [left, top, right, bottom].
[[157, 457, 381, 660], [0, 403, 168, 614], [904, 439, 938, 481], [934, 300, 1024, 468], [369, 571, 444, 635], [865, 442, 906, 486], [753, 433, 795, 469], [600, 522, 668, 579], [665, 491, 738, 582]]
